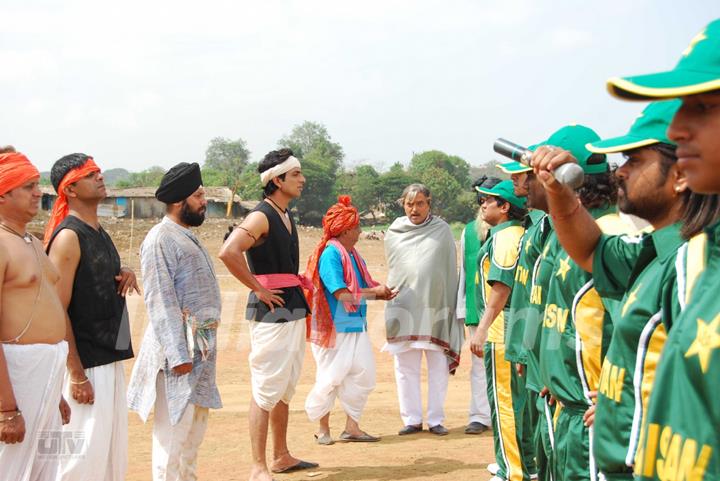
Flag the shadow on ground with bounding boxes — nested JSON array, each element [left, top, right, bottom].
[[298, 456, 487, 481]]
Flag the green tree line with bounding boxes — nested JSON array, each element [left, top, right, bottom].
[[116, 121, 507, 225]]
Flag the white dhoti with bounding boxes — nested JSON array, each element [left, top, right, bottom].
[[58, 361, 128, 481], [152, 371, 209, 481], [0, 341, 68, 481], [391, 346, 449, 427], [248, 319, 305, 412], [467, 326, 491, 425], [305, 331, 376, 422]]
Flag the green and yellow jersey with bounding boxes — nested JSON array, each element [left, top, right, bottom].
[[539, 208, 630, 408], [523, 217, 556, 394], [634, 223, 718, 481], [506, 209, 547, 364], [590, 222, 685, 478], [460, 220, 484, 326], [476, 219, 525, 344]]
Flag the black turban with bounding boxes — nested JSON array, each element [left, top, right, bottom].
[[155, 162, 203, 203]]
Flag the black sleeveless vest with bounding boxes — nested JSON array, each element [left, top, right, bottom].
[[47, 216, 133, 368], [245, 202, 309, 323]]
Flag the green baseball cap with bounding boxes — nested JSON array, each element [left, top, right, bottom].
[[532, 124, 607, 174], [607, 20, 720, 100], [497, 161, 532, 175], [475, 179, 527, 209], [587, 100, 681, 153]]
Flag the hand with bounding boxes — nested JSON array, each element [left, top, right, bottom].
[[470, 327, 488, 357], [254, 287, 285, 313], [172, 362, 193, 375], [540, 386, 556, 406], [531, 146, 579, 193], [71, 376, 95, 405], [370, 285, 398, 301], [59, 397, 71, 425], [583, 391, 597, 427], [0, 412, 25, 444], [115, 267, 141, 297], [516, 363, 525, 376]]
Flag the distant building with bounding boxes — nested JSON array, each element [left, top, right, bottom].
[[40, 186, 257, 219]]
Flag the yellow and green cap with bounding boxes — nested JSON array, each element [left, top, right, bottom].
[[497, 161, 532, 175], [475, 179, 527, 209], [608, 20, 720, 100], [532, 124, 607, 174], [587, 100, 681, 153]]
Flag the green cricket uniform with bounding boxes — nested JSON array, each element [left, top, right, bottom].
[[477, 219, 534, 481], [461, 220, 484, 327], [590, 223, 684, 481], [634, 224, 719, 481], [507, 209, 548, 363], [539, 208, 630, 481]]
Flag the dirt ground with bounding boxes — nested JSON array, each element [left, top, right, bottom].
[[69, 217, 496, 481]]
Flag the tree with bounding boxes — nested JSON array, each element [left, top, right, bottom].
[[236, 162, 263, 201], [410, 150, 470, 188], [278, 121, 344, 225], [115, 166, 166, 188], [337, 165, 381, 222], [204, 137, 250, 216], [376, 162, 413, 220]]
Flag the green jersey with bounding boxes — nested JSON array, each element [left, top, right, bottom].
[[460, 220, 484, 326], [506, 210, 547, 364], [523, 217, 555, 393], [635, 223, 718, 481], [476, 219, 525, 344], [538, 208, 629, 408], [591, 222, 684, 478]]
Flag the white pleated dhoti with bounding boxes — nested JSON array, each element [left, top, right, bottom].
[[305, 331, 376, 422], [152, 371, 209, 481], [248, 319, 306, 412], [391, 346, 449, 427], [0, 341, 68, 481], [467, 326, 492, 425], [58, 361, 128, 481]]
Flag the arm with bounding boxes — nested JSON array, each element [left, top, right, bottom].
[[531, 146, 602, 272], [47, 229, 94, 404], [470, 282, 512, 356], [218, 211, 285, 312], [141, 238, 192, 375], [333, 285, 397, 302], [0, 245, 25, 443]]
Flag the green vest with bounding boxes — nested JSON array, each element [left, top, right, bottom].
[[463, 220, 482, 326]]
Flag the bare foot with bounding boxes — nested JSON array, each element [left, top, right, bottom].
[[249, 463, 275, 481]]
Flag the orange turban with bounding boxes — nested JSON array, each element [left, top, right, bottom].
[[43, 157, 101, 246], [304, 195, 361, 347], [0, 152, 40, 196]]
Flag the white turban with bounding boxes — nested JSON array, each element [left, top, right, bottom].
[[260, 156, 302, 186]]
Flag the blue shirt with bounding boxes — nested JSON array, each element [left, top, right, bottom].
[[319, 244, 368, 333]]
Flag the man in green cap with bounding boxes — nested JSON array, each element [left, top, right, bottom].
[[456, 177, 498, 436], [531, 98, 719, 480], [469, 180, 534, 481], [600, 18, 720, 481]]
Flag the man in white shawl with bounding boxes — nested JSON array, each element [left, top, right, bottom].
[[383, 183, 463, 436]]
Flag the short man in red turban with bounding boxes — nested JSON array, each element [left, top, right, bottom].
[[304, 195, 396, 444]]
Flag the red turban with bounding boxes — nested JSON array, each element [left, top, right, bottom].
[[0, 153, 40, 196], [304, 195, 361, 347], [43, 157, 101, 246]]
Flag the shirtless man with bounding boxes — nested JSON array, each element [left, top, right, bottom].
[[0, 152, 70, 481]]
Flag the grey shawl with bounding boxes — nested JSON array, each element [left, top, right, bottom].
[[384, 215, 463, 372], [127, 217, 222, 425]]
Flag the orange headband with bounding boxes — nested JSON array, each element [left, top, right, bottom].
[[0, 152, 40, 196], [44, 158, 101, 246]]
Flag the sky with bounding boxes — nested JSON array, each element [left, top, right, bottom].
[[2, 0, 719, 172]]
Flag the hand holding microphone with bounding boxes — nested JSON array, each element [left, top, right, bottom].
[[493, 138, 584, 190]]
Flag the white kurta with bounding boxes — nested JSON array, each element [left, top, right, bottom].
[[305, 331, 376, 422], [0, 341, 67, 481]]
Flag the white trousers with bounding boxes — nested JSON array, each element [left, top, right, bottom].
[[305, 331, 376, 422], [152, 372, 209, 481], [468, 326, 492, 425], [58, 361, 128, 481], [393, 348, 449, 427], [0, 341, 68, 481]]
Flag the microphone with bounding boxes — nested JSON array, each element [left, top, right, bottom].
[[493, 138, 585, 190]]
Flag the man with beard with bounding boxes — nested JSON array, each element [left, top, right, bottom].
[[532, 98, 719, 480], [127, 162, 222, 481], [601, 18, 720, 481], [219, 148, 317, 481], [45, 153, 138, 481]]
